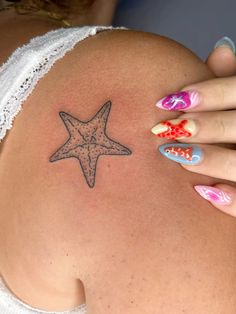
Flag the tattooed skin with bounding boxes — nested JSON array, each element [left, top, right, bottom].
[[49, 101, 132, 188]]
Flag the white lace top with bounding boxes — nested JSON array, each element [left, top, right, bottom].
[[0, 25, 126, 143], [0, 25, 127, 313]]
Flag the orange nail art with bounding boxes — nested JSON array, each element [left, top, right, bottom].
[[151, 119, 197, 140]]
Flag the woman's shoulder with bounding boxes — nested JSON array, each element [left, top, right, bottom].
[[1, 23, 225, 314], [0, 23, 212, 273]]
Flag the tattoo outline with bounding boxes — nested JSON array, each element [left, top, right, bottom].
[[49, 101, 132, 188]]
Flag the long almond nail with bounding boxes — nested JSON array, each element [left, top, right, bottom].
[[156, 90, 201, 111], [159, 143, 203, 165], [151, 119, 197, 140], [194, 185, 232, 205]]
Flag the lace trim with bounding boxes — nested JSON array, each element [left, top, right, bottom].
[[0, 26, 127, 142]]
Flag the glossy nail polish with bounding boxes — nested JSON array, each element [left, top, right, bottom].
[[159, 143, 203, 165], [214, 36, 235, 54], [151, 119, 197, 140], [194, 185, 232, 205], [156, 90, 201, 111]]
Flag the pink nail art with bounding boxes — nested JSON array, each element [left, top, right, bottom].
[[194, 185, 232, 205], [156, 90, 201, 111]]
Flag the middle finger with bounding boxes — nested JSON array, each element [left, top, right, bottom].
[[151, 110, 236, 143]]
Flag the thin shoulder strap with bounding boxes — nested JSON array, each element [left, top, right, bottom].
[[0, 26, 127, 142]]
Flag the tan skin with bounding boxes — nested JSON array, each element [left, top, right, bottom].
[[1, 5, 236, 314], [0, 0, 119, 64], [0, 2, 119, 308]]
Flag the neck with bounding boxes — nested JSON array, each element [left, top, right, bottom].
[[0, 0, 118, 28], [0, 9, 59, 48], [0, 0, 118, 66], [0, 9, 62, 67]]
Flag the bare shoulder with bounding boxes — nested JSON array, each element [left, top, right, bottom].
[[0, 28, 213, 277], [4, 27, 234, 314]]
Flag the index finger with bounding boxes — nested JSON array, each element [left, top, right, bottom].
[[155, 76, 236, 112]]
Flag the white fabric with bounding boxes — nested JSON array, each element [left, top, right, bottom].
[[0, 277, 86, 314], [0, 25, 127, 142], [0, 25, 127, 313]]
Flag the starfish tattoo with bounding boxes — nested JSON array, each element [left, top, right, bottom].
[[49, 101, 132, 188]]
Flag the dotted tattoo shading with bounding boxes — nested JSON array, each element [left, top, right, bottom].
[[49, 101, 132, 188]]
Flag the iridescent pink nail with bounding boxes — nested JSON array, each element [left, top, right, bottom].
[[156, 90, 201, 111], [194, 185, 232, 205]]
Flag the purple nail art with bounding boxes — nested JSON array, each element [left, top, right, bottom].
[[156, 90, 200, 111], [194, 185, 232, 205]]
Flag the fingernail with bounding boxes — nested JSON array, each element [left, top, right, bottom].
[[194, 185, 232, 205], [159, 143, 203, 165], [156, 90, 201, 111], [151, 119, 197, 140], [214, 36, 235, 54]]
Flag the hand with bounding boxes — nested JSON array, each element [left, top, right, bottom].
[[151, 36, 236, 217]]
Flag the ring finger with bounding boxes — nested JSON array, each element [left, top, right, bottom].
[[158, 143, 236, 182]]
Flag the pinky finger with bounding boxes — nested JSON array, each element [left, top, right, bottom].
[[194, 184, 236, 217]]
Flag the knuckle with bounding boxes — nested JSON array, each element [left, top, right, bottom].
[[223, 150, 236, 180], [214, 115, 227, 140], [215, 80, 226, 106]]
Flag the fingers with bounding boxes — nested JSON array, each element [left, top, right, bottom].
[[156, 38, 236, 112], [194, 184, 236, 218], [154, 37, 236, 218], [151, 111, 236, 143], [206, 37, 236, 77], [156, 77, 236, 112], [158, 143, 236, 182], [206, 48, 236, 77]]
